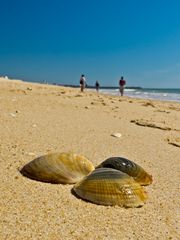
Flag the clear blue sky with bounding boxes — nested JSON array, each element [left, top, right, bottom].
[[0, 0, 180, 88]]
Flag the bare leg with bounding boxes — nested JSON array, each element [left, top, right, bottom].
[[80, 85, 84, 92]]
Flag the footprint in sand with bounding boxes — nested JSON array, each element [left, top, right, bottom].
[[155, 109, 170, 114], [130, 119, 172, 131], [141, 101, 155, 108]]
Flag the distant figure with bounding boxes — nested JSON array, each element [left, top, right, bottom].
[[79, 74, 86, 92], [95, 81, 100, 92], [119, 76, 126, 96]]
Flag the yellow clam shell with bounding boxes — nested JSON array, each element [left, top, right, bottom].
[[96, 157, 152, 186], [20, 152, 95, 184], [73, 168, 148, 207]]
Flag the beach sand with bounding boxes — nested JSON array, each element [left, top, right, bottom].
[[0, 77, 179, 240]]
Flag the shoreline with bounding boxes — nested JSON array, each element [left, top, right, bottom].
[[1, 77, 180, 104], [0, 77, 179, 239]]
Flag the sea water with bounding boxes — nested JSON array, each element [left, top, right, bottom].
[[21, 79, 180, 102], [95, 88, 180, 102]]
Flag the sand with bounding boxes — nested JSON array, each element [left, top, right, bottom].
[[0, 77, 179, 240]]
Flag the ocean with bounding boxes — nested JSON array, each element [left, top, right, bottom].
[[92, 88, 180, 102]]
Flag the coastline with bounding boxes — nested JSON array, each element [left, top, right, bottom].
[[2, 77, 180, 102], [0, 77, 179, 239]]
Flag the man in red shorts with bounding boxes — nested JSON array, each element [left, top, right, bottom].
[[119, 76, 126, 96]]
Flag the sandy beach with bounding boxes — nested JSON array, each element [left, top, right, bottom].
[[0, 77, 179, 240]]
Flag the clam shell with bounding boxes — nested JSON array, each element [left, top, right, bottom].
[[73, 168, 148, 207], [20, 152, 95, 184], [96, 157, 152, 186]]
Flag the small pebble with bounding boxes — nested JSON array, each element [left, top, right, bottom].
[[10, 113, 16, 117], [27, 87, 32, 91], [111, 132, 122, 138]]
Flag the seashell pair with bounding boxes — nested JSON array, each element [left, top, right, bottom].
[[20, 152, 152, 207], [73, 157, 152, 207], [73, 168, 148, 208]]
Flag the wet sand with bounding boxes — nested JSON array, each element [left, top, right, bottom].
[[0, 77, 179, 239]]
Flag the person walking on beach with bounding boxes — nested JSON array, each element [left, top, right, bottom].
[[95, 81, 100, 92], [79, 74, 86, 92], [119, 76, 126, 96]]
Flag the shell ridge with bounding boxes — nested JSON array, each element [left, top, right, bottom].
[[73, 168, 148, 207], [20, 152, 94, 184]]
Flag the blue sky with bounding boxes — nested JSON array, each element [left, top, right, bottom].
[[0, 0, 180, 88]]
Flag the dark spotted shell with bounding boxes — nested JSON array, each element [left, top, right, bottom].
[[73, 168, 148, 207], [96, 157, 152, 186]]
